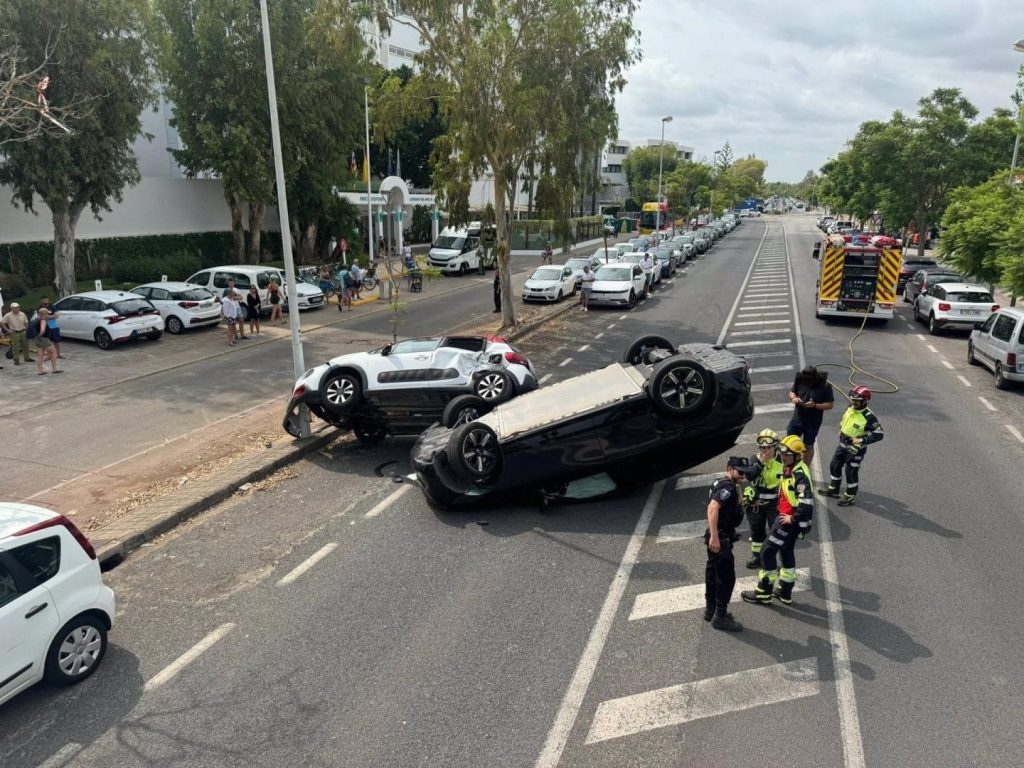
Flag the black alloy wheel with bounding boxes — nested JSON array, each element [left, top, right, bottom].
[[622, 335, 677, 366], [647, 356, 714, 418], [442, 394, 488, 428], [446, 421, 502, 484], [322, 370, 363, 416], [94, 328, 113, 350]]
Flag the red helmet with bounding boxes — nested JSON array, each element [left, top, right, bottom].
[[849, 385, 872, 402]]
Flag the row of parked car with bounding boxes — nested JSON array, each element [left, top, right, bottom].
[[21, 265, 326, 351], [520, 217, 741, 308]]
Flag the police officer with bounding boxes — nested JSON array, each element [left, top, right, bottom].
[[744, 429, 784, 569], [742, 435, 814, 606], [823, 385, 883, 506], [493, 267, 502, 313], [704, 456, 752, 632]]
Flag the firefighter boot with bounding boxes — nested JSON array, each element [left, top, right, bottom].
[[741, 572, 774, 605], [837, 491, 857, 507], [821, 480, 841, 498], [711, 609, 743, 632], [745, 542, 762, 570], [774, 570, 797, 605]]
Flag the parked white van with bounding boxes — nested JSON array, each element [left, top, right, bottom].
[[428, 223, 490, 275], [185, 266, 325, 312], [968, 307, 1024, 389]]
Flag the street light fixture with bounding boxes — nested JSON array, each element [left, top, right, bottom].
[[655, 115, 673, 239]]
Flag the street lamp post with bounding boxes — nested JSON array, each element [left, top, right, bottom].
[[259, 0, 308, 436], [655, 115, 673, 240], [364, 83, 376, 271], [1010, 39, 1024, 172]]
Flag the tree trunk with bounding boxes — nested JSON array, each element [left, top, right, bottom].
[[226, 191, 245, 263], [50, 200, 83, 298], [493, 169, 516, 329], [290, 216, 317, 266], [247, 203, 265, 263]]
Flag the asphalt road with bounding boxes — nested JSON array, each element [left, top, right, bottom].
[[4, 216, 1023, 768]]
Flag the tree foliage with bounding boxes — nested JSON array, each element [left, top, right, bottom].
[[371, 64, 446, 189], [621, 144, 678, 202], [0, 0, 154, 296]]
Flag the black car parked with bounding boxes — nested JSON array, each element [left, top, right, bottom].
[[411, 336, 754, 509]]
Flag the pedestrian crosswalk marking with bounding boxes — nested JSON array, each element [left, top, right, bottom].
[[750, 364, 794, 373], [730, 328, 788, 336], [674, 472, 723, 490], [739, 304, 789, 311], [726, 338, 791, 347], [754, 403, 792, 414], [735, 319, 790, 326], [655, 520, 706, 543], [629, 568, 811, 620], [585, 658, 820, 744], [751, 382, 790, 392]]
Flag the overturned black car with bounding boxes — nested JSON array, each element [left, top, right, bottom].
[[410, 335, 754, 509]]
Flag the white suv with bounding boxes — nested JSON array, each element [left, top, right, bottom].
[[0, 503, 115, 706], [969, 307, 1024, 389], [914, 282, 997, 335]]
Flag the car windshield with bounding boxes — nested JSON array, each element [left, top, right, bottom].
[[930, 273, 962, 283], [171, 288, 213, 301], [596, 267, 631, 281], [619, 254, 644, 263], [904, 261, 937, 270], [566, 259, 591, 269], [946, 291, 993, 303], [388, 338, 440, 354], [531, 268, 563, 281], [110, 298, 155, 315], [434, 235, 465, 250]]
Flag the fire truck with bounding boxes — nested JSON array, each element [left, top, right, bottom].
[[811, 235, 903, 322]]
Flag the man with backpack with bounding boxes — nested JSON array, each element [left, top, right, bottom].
[[336, 265, 352, 311], [1, 302, 32, 365], [704, 456, 753, 632]]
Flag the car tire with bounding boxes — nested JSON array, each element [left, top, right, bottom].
[[627, 290, 636, 310], [44, 614, 107, 687], [353, 420, 387, 445], [556, 290, 563, 302], [146, 330, 163, 342], [967, 343, 978, 366], [623, 335, 677, 366], [928, 314, 940, 335], [166, 315, 185, 334], [94, 328, 113, 350], [459, 262, 468, 276], [442, 394, 488, 428], [322, 370, 363, 416], [646, 356, 715, 419], [446, 421, 502, 484], [994, 363, 1011, 390], [902, 290, 910, 304], [473, 370, 513, 404]]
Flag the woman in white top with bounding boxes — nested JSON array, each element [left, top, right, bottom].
[[221, 293, 239, 346]]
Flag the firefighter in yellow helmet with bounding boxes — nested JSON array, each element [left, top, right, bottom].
[[744, 429, 784, 569], [742, 435, 814, 606]]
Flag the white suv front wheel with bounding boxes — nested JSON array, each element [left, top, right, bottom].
[[45, 614, 108, 686]]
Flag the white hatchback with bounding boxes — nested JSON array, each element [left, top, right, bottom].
[[131, 282, 221, 334], [521, 265, 578, 303], [0, 503, 115, 706], [49, 291, 164, 350]]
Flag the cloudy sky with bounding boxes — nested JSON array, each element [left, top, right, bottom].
[[615, 0, 1024, 181]]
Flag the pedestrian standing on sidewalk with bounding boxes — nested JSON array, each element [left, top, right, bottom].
[[36, 298, 65, 359], [33, 309, 61, 374], [221, 292, 239, 345], [493, 267, 502, 313], [336, 264, 352, 311], [1, 302, 31, 365], [349, 261, 363, 300], [579, 265, 595, 311], [703, 456, 751, 632], [268, 280, 283, 325], [245, 285, 262, 336]]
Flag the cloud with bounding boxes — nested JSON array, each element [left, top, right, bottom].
[[615, 0, 1024, 180]]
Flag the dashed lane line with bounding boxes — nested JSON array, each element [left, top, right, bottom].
[[956, 375, 971, 387], [979, 396, 997, 412], [36, 743, 83, 768], [926, 344, 939, 354], [539, 373, 553, 384], [578, 344, 591, 352], [364, 484, 412, 518], [940, 360, 954, 370], [618, 314, 628, 320], [559, 357, 573, 367], [276, 543, 338, 587], [584, 659, 820, 745], [1006, 425, 1024, 443], [916, 334, 926, 341], [629, 569, 812, 620], [594, 333, 604, 339], [607, 323, 616, 329], [145, 623, 236, 692]]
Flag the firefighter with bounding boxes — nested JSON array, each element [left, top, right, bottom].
[[741, 435, 814, 607], [703, 456, 752, 632], [822, 385, 884, 506], [744, 429, 784, 570]]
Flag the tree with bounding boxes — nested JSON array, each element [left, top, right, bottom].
[[663, 159, 712, 216], [0, 0, 154, 297], [371, 64, 446, 189], [622, 144, 678, 203], [713, 141, 734, 173], [371, 0, 639, 328]]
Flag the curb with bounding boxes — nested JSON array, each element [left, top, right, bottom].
[[95, 429, 337, 569], [506, 300, 581, 343]]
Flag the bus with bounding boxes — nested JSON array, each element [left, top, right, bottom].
[[638, 201, 674, 235]]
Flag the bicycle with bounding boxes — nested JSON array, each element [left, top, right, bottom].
[[360, 263, 379, 292]]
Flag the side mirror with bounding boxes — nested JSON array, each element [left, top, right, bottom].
[[381, 343, 393, 356]]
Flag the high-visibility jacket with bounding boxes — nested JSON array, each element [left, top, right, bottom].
[[778, 462, 814, 534], [839, 406, 883, 446], [749, 453, 784, 505]]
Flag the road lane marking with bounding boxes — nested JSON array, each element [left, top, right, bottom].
[[978, 396, 997, 411], [784, 219, 866, 768], [36, 743, 83, 768], [594, 333, 604, 339], [956, 375, 971, 387], [607, 323, 616, 329], [145, 623, 235, 691], [940, 360, 954, 369], [755, 403, 793, 414], [915, 334, 926, 341], [751, 364, 795, 373], [730, 328, 790, 336], [926, 344, 939, 354], [585, 658, 820, 744], [735, 319, 791, 326], [578, 344, 590, 352], [739, 304, 790, 311], [276, 543, 338, 587], [1006, 425, 1024, 443], [654, 520, 707, 543], [751, 382, 791, 392], [539, 373, 553, 384], [725, 338, 792, 347], [738, 311, 790, 318], [675, 472, 724, 490], [744, 351, 794, 359], [619, 314, 628, 320], [629, 568, 811, 620], [715, 222, 771, 346], [365, 484, 411, 517], [534, 481, 666, 768], [559, 357, 573, 367], [743, 291, 788, 298]]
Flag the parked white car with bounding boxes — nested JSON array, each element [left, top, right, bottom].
[[565, 255, 603, 278], [130, 282, 221, 334], [0, 503, 115, 707], [48, 291, 164, 350], [588, 263, 648, 309], [185, 266, 325, 312], [522, 265, 578, 303], [913, 282, 997, 335], [969, 307, 1024, 389]]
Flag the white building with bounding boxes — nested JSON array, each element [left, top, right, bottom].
[[599, 138, 696, 207]]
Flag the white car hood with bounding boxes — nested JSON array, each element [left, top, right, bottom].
[[294, 283, 323, 297], [592, 279, 632, 291], [524, 278, 561, 290]]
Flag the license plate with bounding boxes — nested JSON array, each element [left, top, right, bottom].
[[310, 296, 323, 304], [962, 309, 981, 315], [201, 301, 213, 308]]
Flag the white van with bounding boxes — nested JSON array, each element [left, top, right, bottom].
[[969, 307, 1024, 389], [429, 223, 488, 275], [185, 265, 325, 312]]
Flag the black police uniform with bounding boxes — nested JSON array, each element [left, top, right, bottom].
[[705, 475, 744, 621], [493, 271, 501, 312]]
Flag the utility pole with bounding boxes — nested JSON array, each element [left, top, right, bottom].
[[656, 116, 673, 239]]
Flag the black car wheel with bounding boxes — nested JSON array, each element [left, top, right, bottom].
[[446, 421, 502, 484], [353, 420, 387, 445], [94, 328, 113, 350], [473, 370, 513, 404], [627, 290, 636, 309], [994, 363, 1011, 390], [647, 356, 715, 418], [623, 335, 677, 366], [146, 330, 163, 341], [442, 394, 488, 428], [166, 315, 185, 334], [322, 370, 362, 416], [967, 343, 978, 366], [928, 314, 940, 335]]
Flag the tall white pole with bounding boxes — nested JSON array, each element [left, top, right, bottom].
[[655, 121, 665, 238], [259, 0, 307, 436], [365, 86, 376, 269]]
